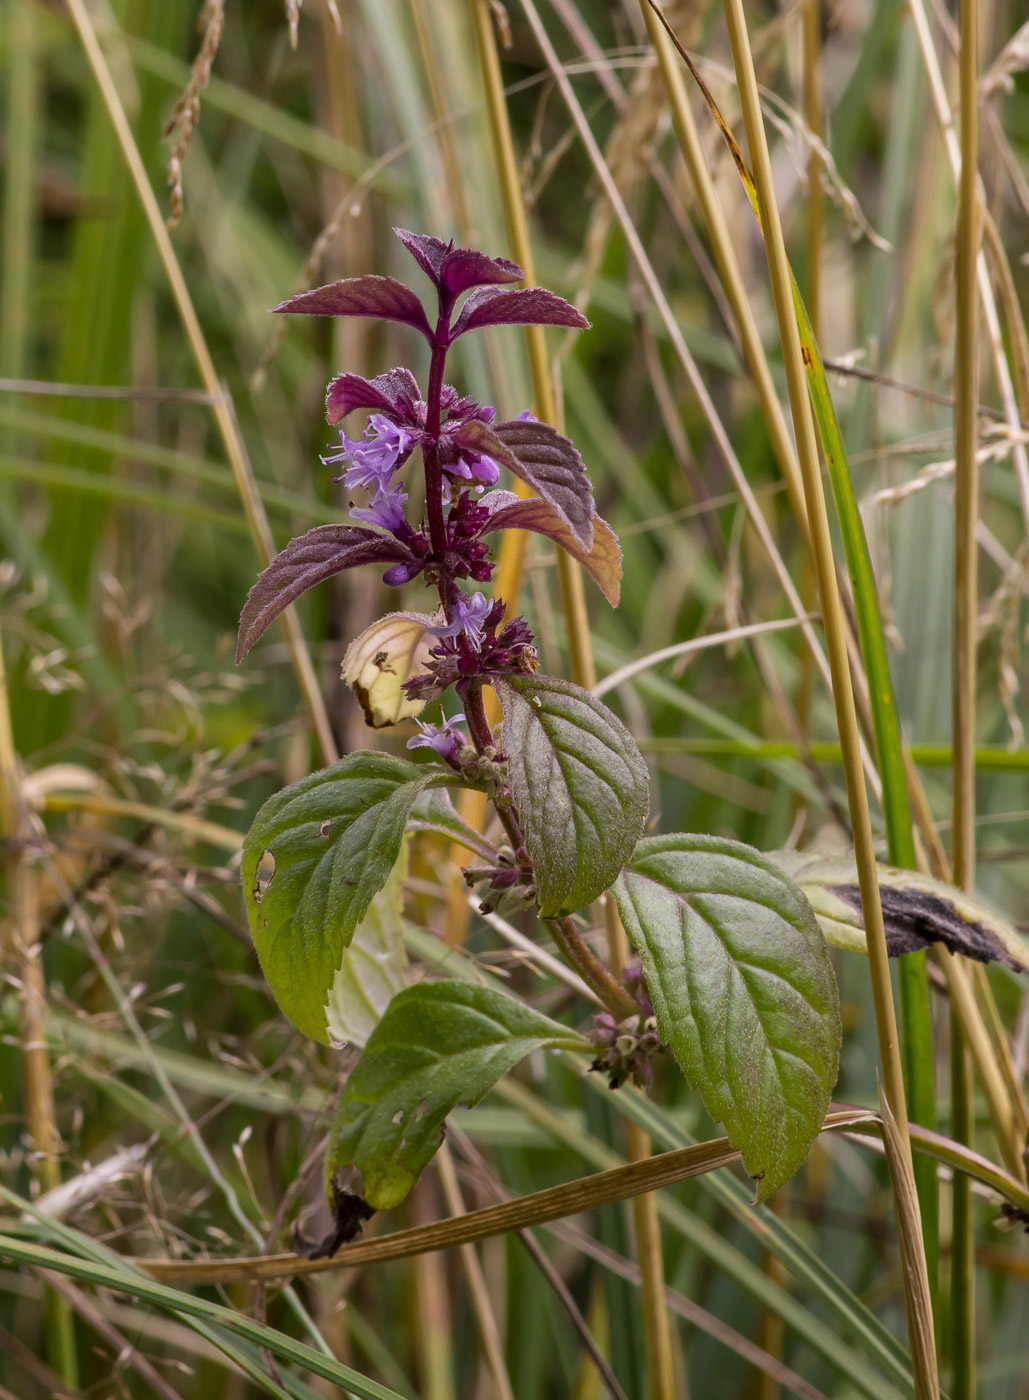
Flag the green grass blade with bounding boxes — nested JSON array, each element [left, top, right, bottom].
[[578, 1071, 917, 1393], [0, 404, 330, 522], [790, 267, 939, 1295], [652, 14, 939, 1292], [499, 1078, 911, 1400], [0, 1217, 404, 1400]]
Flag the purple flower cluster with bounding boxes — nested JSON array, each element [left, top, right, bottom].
[[404, 601, 537, 704], [323, 415, 413, 536], [252, 228, 590, 730]]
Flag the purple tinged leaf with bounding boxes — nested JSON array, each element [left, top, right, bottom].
[[273, 277, 433, 342], [237, 525, 413, 663], [479, 497, 622, 605], [450, 286, 590, 338], [394, 227, 524, 297], [326, 367, 422, 426], [453, 418, 595, 550], [394, 228, 451, 283], [440, 249, 523, 297]]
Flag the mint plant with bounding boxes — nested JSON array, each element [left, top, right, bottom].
[[237, 230, 841, 1247]]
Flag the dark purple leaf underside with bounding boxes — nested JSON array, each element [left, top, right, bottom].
[[442, 249, 523, 297], [394, 228, 450, 283], [326, 368, 422, 425], [394, 228, 524, 298], [482, 497, 621, 605], [237, 525, 412, 662], [450, 287, 589, 338], [273, 277, 433, 341], [455, 418, 594, 550]]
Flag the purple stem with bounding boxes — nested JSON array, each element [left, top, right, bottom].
[[416, 285, 629, 1019], [423, 297, 454, 564]]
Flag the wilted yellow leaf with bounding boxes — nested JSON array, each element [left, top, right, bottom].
[[342, 611, 438, 727]]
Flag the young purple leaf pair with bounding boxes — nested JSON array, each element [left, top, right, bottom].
[[273, 227, 588, 348]]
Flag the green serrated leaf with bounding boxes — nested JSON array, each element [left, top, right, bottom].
[[241, 753, 431, 1043], [496, 674, 649, 916], [771, 850, 1029, 973], [327, 981, 584, 1209], [615, 834, 841, 1201], [324, 841, 409, 1051]]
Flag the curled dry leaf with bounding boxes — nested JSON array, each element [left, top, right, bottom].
[[772, 851, 1029, 974], [342, 612, 438, 727]]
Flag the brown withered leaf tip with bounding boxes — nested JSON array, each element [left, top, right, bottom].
[[831, 882, 1029, 974], [293, 1184, 376, 1260]]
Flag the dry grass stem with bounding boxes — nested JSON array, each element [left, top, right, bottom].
[[162, 0, 225, 230], [64, 0, 337, 765]]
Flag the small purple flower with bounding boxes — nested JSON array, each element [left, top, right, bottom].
[[406, 714, 466, 761], [427, 591, 492, 647], [323, 414, 412, 490], [350, 482, 408, 533], [446, 451, 500, 487]]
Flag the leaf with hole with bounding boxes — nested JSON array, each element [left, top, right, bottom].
[[615, 834, 841, 1200], [327, 980, 585, 1209], [496, 674, 649, 916], [241, 753, 436, 1043]]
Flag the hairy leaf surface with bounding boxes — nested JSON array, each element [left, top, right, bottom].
[[407, 788, 498, 862], [236, 526, 412, 662], [615, 835, 841, 1200], [772, 851, 1029, 973], [326, 367, 422, 425], [274, 276, 433, 341], [327, 981, 583, 1209], [497, 674, 649, 916], [242, 754, 433, 1043], [394, 229, 524, 297], [453, 419, 594, 549], [450, 286, 589, 338]]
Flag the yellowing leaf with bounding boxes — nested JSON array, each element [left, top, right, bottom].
[[342, 611, 437, 728]]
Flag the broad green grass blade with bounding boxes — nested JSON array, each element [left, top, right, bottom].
[[0, 1211, 404, 1400]]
